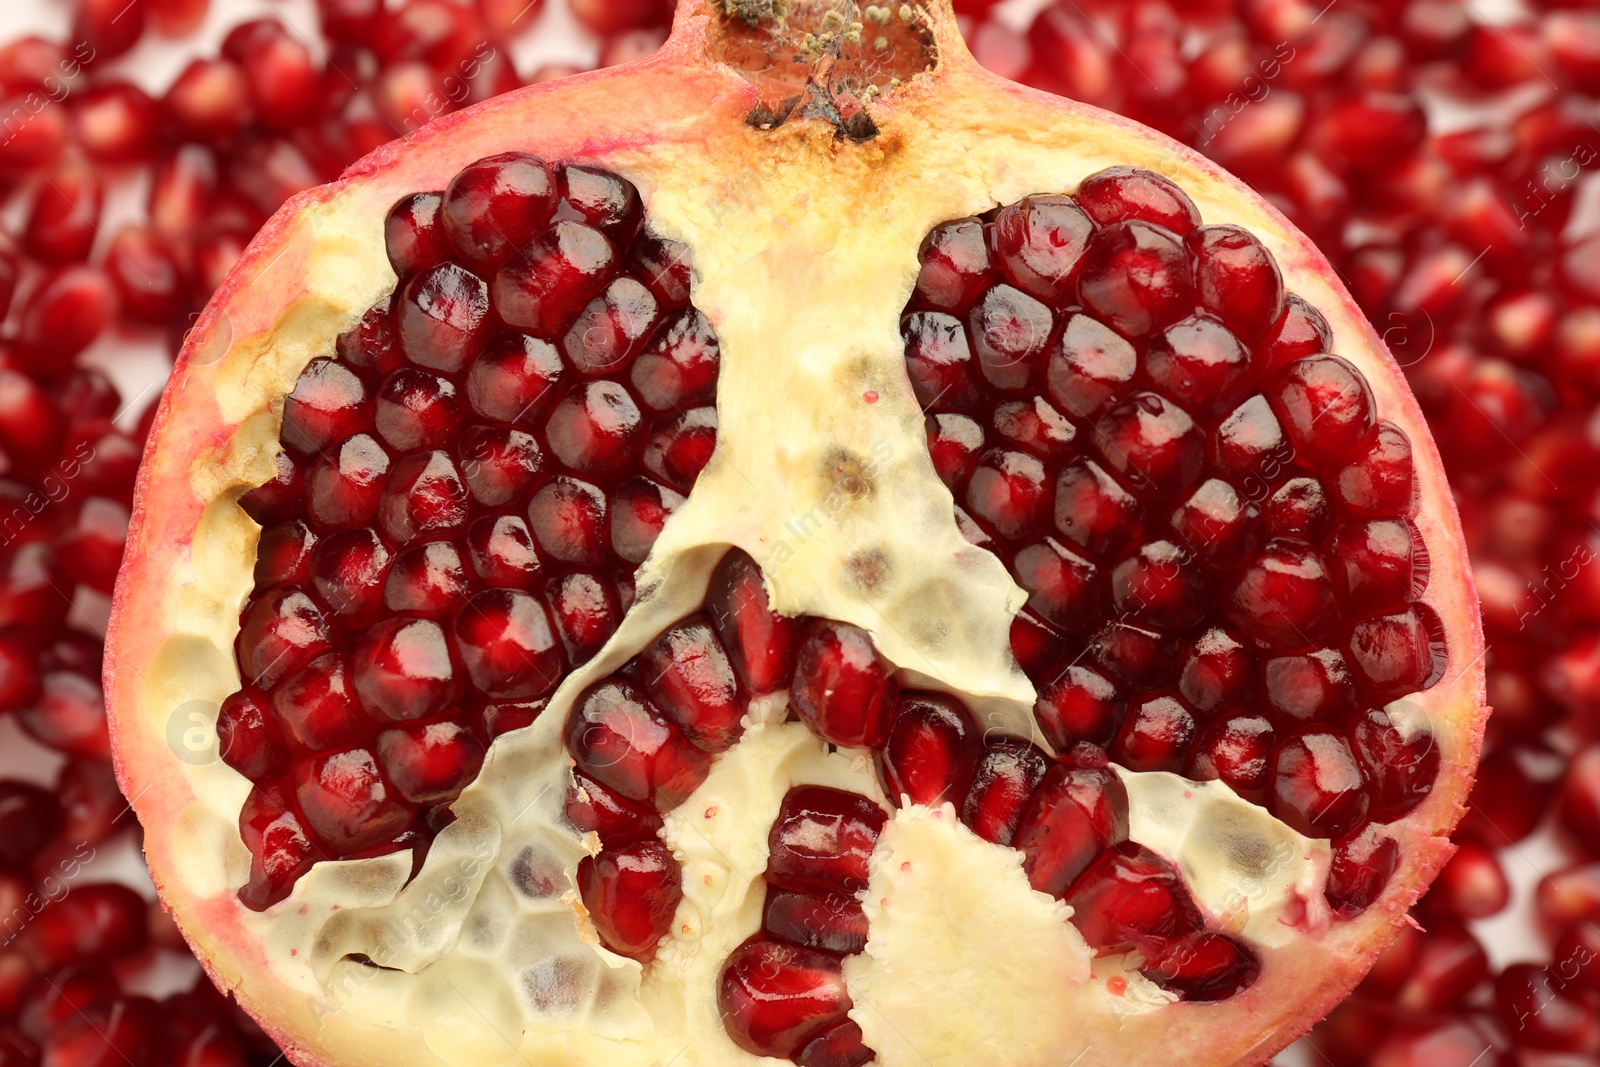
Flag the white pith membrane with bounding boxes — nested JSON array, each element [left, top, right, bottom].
[[103, 5, 1486, 1067]]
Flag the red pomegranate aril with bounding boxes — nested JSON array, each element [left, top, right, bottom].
[[1066, 843, 1201, 955], [1560, 747, 1600, 854], [217, 689, 289, 780], [1326, 824, 1398, 918], [791, 620, 897, 749], [1352, 707, 1441, 821], [56, 497, 128, 594], [565, 678, 710, 809], [1111, 693, 1197, 773], [763, 889, 869, 956], [967, 284, 1053, 393], [165, 59, 251, 144], [1045, 312, 1136, 421], [559, 165, 641, 241], [40, 995, 163, 1067], [337, 297, 404, 379], [466, 332, 564, 425], [708, 550, 797, 693], [642, 407, 716, 490], [25, 883, 147, 968], [1145, 931, 1261, 1002], [1184, 225, 1284, 343], [377, 450, 469, 542], [1034, 664, 1124, 750], [460, 515, 539, 589], [578, 839, 682, 960], [993, 397, 1077, 462], [273, 653, 366, 753], [967, 448, 1050, 541], [1328, 519, 1426, 612], [611, 477, 682, 564], [877, 692, 979, 807], [527, 476, 609, 566], [1332, 422, 1415, 518], [1076, 166, 1199, 235], [631, 309, 719, 412], [439, 153, 557, 273], [0, 782, 61, 865], [237, 589, 331, 689], [308, 526, 390, 628], [493, 221, 617, 338], [1094, 392, 1205, 498], [925, 414, 983, 489], [17, 964, 120, 1041], [1538, 863, 1600, 937], [1463, 741, 1564, 846], [564, 278, 659, 376], [1224, 540, 1338, 649], [1263, 477, 1331, 542], [1014, 537, 1101, 632], [106, 227, 182, 325], [567, 769, 662, 845], [1015, 752, 1129, 897], [1112, 540, 1207, 630], [991, 194, 1095, 305], [17, 670, 109, 760], [1348, 607, 1444, 701], [1425, 838, 1509, 921], [547, 380, 644, 477], [382, 541, 468, 617], [239, 783, 319, 909], [1495, 963, 1600, 1054], [305, 435, 390, 528], [281, 359, 374, 457], [1272, 729, 1370, 839], [914, 217, 992, 312], [458, 425, 546, 508], [385, 192, 452, 278], [637, 615, 743, 753], [24, 158, 102, 265], [551, 571, 620, 663], [374, 368, 461, 453], [15, 266, 115, 370], [1052, 458, 1143, 557], [1170, 479, 1260, 571], [480, 698, 544, 739], [961, 736, 1050, 845], [351, 616, 458, 722], [397, 263, 492, 374], [1188, 713, 1274, 803], [1267, 355, 1377, 471], [1077, 219, 1194, 338], [1145, 314, 1253, 418], [234, 28, 319, 132], [719, 937, 852, 1060], [1262, 649, 1354, 724], [293, 748, 411, 852], [767, 786, 886, 896], [375, 721, 484, 803], [450, 588, 563, 701]]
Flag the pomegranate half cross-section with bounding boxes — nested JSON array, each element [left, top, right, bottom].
[[105, 3, 1484, 1067]]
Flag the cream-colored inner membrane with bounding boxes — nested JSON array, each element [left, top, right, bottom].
[[140, 108, 1376, 1067]]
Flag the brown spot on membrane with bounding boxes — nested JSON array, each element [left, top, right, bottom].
[[846, 548, 891, 591], [822, 447, 876, 501]]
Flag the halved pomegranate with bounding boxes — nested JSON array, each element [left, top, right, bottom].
[[105, 2, 1484, 1066]]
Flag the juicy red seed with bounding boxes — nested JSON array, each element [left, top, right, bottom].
[[566, 770, 663, 845], [466, 333, 564, 424], [17, 671, 111, 760], [925, 414, 984, 489], [643, 407, 718, 490], [458, 425, 546, 507], [1264, 476, 1332, 541], [578, 839, 682, 959], [1045, 312, 1137, 420], [1186, 224, 1285, 341], [217, 689, 289, 779], [72, 82, 162, 163], [547, 380, 644, 476], [1265, 355, 1376, 471], [1332, 422, 1416, 517], [1394, 922, 1489, 1014], [527, 476, 609, 565], [41, 996, 163, 1067], [377, 451, 469, 541], [1273, 729, 1370, 838], [1093, 392, 1205, 497], [1347, 606, 1444, 700], [546, 574, 619, 663], [709, 549, 797, 693], [1325, 825, 1398, 918], [1425, 838, 1509, 921], [1351, 707, 1440, 821], [306, 434, 391, 528], [797, 1021, 872, 1067], [561, 165, 642, 241], [493, 221, 617, 338], [237, 588, 331, 688], [1034, 664, 1124, 749], [1146, 314, 1253, 417], [337, 297, 404, 378], [308, 526, 390, 627], [1188, 706, 1275, 801], [351, 616, 458, 722], [638, 615, 744, 753], [629, 232, 692, 306], [631, 308, 720, 412], [293, 748, 411, 851], [1224, 540, 1338, 649], [482, 700, 545, 740], [994, 397, 1077, 461], [791, 620, 898, 749], [375, 721, 484, 803], [1466, 742, 1564, 846], [165, 58, 250, 143], [564, 278, 660, 376], [1053, 458, 1143, 556], [1494, 963, 1600, 1054], [1089, 620, 1176, 690], [968, 284, 1054, 392], [1144, 932, 1261, 1002], [1015, 754, 1129, 897], [914, 217, 992, 312], [384, 541, 468, 616], [440, 152, 558, 272], [1210, 394, 1287, 485], [1328, 519, 1427, 611], [1263, 648, 1355, 722], [991, 194, 1096, 305], [1066, 843, 1201, 955], [765, 889, 868, 956], [767, 786, 886, 895], [238, 783, 318, 909], [961, 737, 1050, 845], [611, 477, 683, 564], [273, 652, 366, 752], [106, 227, 182, 325], [15, 265, 115, 369], [463, 514, 541, 588], [0, 781, 62, 865], [24, 159, 102, 265], [27, 883, 149, 967], [904, 312, 981, 412], [375, 368, 461, 452], [966, 448, 1050, 541], [1077, 219, 1194, 338], [1013, 537, 1101, 632], [1111, 540, 1206, 630], [281, 358, 374, 456], [878, 691, 979, 806], [17, 964, 121, 1040], [385, 192, 452, 278], [1170, 479, 1260, 571], [564, 678, 711, 809], [719, 937, 853, 1060], [1075, 166, 1200, 235], [1259, 293, 1332, 372], [1111, 693, 1197, 772], [452, 588, 563, 700], [397, 262, 492, 374]]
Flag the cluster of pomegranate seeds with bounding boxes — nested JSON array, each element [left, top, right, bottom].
[[227, 153, 712, 908], [908, 167, 1444, 917]]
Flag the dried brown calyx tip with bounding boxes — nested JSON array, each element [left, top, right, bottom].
[[704, 0, 937, 141]]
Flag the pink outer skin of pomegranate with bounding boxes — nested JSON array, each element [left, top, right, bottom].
[[103, 3, 1486, 1066]]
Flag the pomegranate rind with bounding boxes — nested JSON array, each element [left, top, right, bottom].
[[106, 4, 1485, 1067]]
